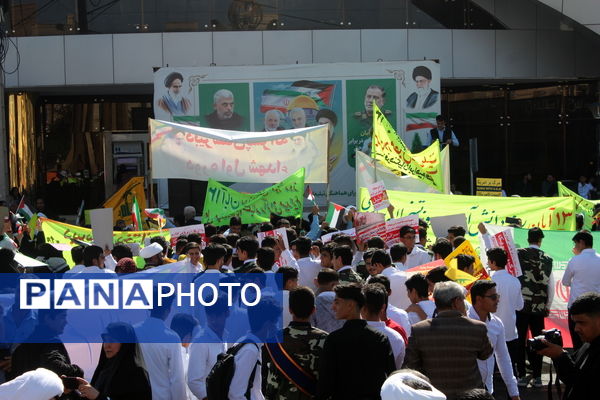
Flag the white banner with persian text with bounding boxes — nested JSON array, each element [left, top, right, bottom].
[[150, 119, 328, 183]]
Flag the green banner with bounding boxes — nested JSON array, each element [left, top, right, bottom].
[[557, 181, 598, 230], [203, 168, 305, 226], [512, 227, 600, 271], [40, 218, 170, 246], [359, 189, 577, 237]]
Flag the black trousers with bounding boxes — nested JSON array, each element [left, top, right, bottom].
[[568, 309, 583, 350], [515, 311, 545, 378], [506, 339, 520, 378]]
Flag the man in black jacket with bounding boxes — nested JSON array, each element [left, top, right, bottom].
[[538, 292, 600, 400], [317, 283, 396, 400]]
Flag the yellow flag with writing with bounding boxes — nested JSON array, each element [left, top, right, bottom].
[[371, 102, 443, 192], [103, 177, 147, 227], [444, 239, 490, 281]]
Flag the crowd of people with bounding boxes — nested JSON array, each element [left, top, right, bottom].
[[0, 205, 599, 400]]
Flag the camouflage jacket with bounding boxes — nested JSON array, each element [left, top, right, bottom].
[[517, 247, 553, 314], [264, 322, 328, 400], [338, 267, 364, 284]]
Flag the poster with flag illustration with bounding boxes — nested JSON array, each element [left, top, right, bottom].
[[153, 62, 439, 207]]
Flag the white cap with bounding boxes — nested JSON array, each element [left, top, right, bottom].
[[381, 372, 446, 400], [139, 242, 163, 259]]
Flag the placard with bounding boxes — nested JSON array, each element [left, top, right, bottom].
[[90, 208, 114, 250], [367, 180, 390, 211]]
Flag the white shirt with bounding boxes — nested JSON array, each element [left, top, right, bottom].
[[563, 248, 600, 306], [282, 290, 292, 327], [578, 182, 594, 199], [393, 261, 408, 272], [136, 318, 187, 400], [381, 266, 410, 309], [64, 264, 85, 274], [387, 304, 411, 337], [405, 246, 432, 269], [67, 265, 116, 274], [103, 254, 117, 271], [468, 307, 519, 397], [280, 249, 299, 269], [408, 300, 436, 325], [366, 321, 405, 368], [229, 334, 264, 400], [491, 269, 524, 341], [187, 328, 228, 399], [296, 257, 322, 292], [181, 346, 198, 400]]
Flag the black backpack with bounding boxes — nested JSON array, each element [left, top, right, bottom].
[[206, 342, 260, 399]]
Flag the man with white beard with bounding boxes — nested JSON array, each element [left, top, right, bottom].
[[205, 89, 244, 130], [263, 109, 284, 131], [157, 72, 191, 116], [405, 65, 439, 110]]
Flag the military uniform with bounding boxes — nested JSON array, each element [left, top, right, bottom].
[[515, 246, 553, 380], [338, 267, 364, 284], [264, 321, 328, 400]]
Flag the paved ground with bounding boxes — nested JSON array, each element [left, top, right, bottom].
[[492, 358, 563, 400]]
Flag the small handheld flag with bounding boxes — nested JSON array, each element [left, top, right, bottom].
[[132, 197, 143, 231]]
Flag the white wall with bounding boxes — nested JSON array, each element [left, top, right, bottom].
[[4, 28, 600, 89]]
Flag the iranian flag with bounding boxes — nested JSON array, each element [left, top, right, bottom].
[[325, 202, 346, 229], [405, 112, 438, 132], [131, 197, 143, 231], [259, 81, 334, 113], [144, 208, 166, 229], [16, 196, 33, 222]]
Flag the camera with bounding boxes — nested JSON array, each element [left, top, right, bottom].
[[527, 328, 563, 352]]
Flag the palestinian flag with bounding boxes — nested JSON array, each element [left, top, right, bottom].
[[16, 196, 33, 222], [131, 197, 143, 231], [405, 112, 437, 132], [325, 202, 346, 229], [305, 186, 315, 202], [291, 80, 335, 105], [144, 208, 166, 229]]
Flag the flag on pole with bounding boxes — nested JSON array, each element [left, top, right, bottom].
[[132, 197, 143, 231], [325, 203, 346, 229], [75, 200, 85, 226], [144, 208, 166, 229], [305, 186, 315, 202], [16, 196, 33, 222]]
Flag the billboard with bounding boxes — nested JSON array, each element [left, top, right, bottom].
[[153, 62, 441, 206]]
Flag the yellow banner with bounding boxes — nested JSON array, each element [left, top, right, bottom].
[[40, 218, 168, 246], [371, 103, 443, 192], [358, 189, 577, 236], [103, 177, 146, 227]]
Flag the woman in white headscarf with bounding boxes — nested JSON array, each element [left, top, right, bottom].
[[0, 367, 63, 399]]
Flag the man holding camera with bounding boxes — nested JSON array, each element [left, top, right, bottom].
[[537, 292, 600, 400]]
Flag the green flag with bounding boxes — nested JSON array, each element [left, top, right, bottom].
[[203, 168, 305, 226], [557, 181, 598, 230]]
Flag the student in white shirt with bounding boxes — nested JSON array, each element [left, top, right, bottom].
[[171, 313, 200, 400], [469, 280, 520, 399], [368, 274, 412, 337], [362, 283, 405, 368], [400, 226, 432, 268], [367, 250, 409, 310], [188, 293, 230, 400], [563, 231, 600, 349], [72, 245, 117, 274], [183, 242, 204, 273], [405, 273, 436, 325], [390, 243, 408, 271], [64, 245, 85, 274], [487, 247, 524, 365], [276, 266, 299, 328], [292, 237, 322, 292], [135, 295, 187, 400], [229, 297, 281, 400]]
